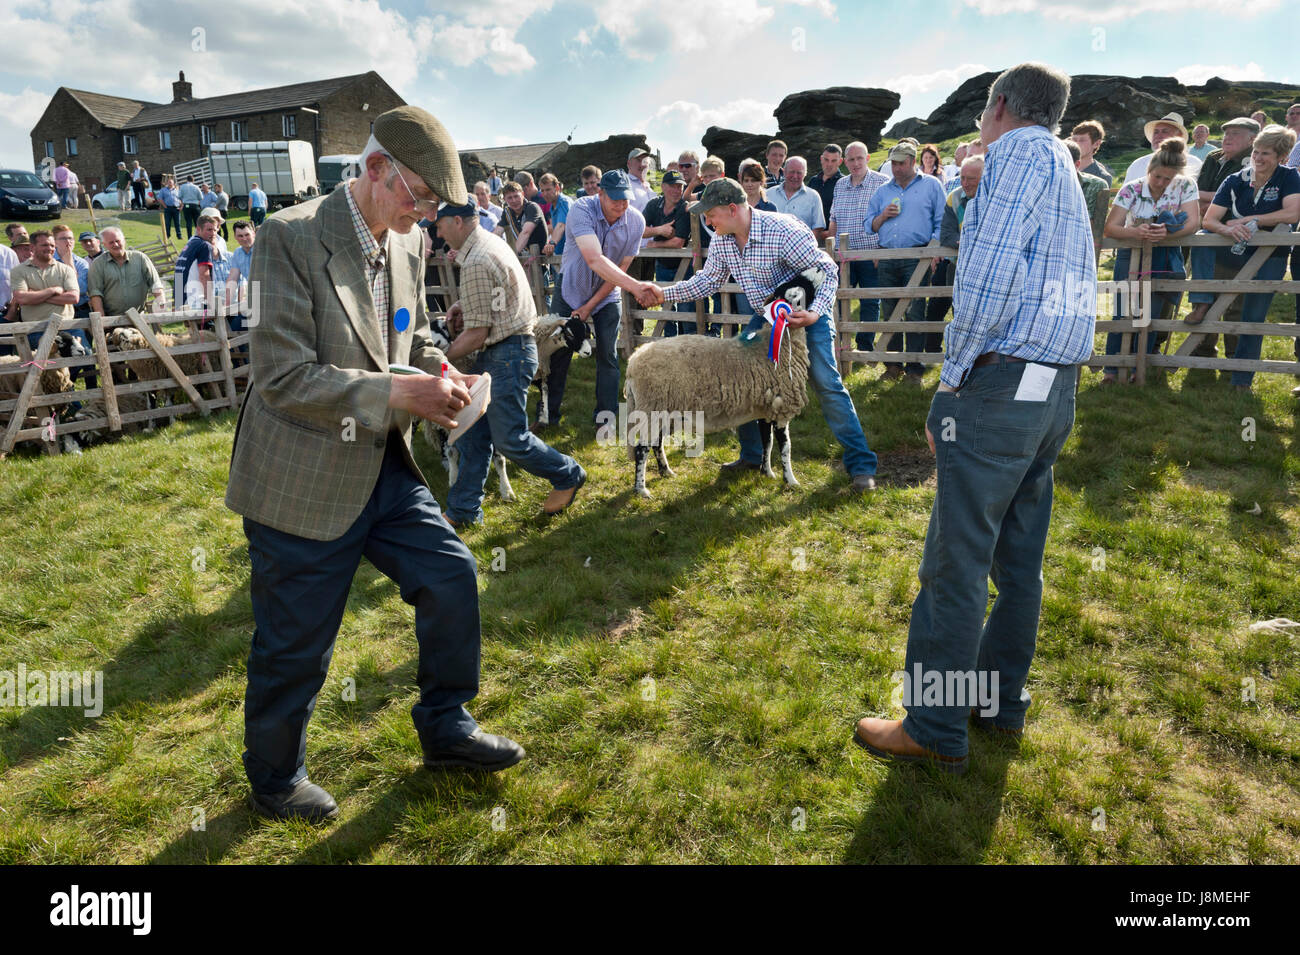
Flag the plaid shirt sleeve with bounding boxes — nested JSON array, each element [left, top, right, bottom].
[[776, 217, 840, 316], [458, 256, 500, 331], [662, 243, 730, 304]]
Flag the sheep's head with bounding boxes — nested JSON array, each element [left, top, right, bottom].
[[108, 328, 143, 351], [429, 318, 452, 351], [560, 316, 592, 358], [770, 270, 819, 313]]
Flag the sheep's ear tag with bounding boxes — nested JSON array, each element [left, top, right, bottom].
[[764, 299, 791, 364], [393, 307, 411, 332]]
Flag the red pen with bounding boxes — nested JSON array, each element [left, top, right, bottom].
[[441, 362, 448, 379]]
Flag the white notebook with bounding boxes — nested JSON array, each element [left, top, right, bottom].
[[387, 365, 491, 442]]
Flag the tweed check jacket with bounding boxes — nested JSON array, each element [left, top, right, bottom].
[[225, 186, 451, 540]]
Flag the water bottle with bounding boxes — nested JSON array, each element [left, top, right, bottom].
[[1230, 219, 1258, 255]]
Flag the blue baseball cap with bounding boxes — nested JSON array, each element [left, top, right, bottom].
[[599, 169, 632, 199], [436, 196, 478, 220]]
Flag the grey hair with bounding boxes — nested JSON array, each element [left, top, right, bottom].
[[985, 62, 1071, 134], [960, 155, 985, 171], [783, 155, 808, 173], [99, 226, 124, 242]]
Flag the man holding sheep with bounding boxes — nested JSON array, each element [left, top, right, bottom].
[[647, 178, 879, 492]]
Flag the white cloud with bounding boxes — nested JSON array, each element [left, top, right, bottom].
[[883, 63, 989, 97], [1170, 62, 1284, 87], [591, 0, 833, 60], [0, 87, 54, 168], [961, 0, 1278, 23], [638, 98, 778, 160], [432, 23, 536, 74]]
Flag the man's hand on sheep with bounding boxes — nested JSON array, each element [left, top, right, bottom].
[[786, 310, 819, 327], [389, 373, 475, 431]]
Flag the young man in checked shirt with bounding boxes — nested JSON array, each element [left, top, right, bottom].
[[646, 177, 879, 492], [855, 63, 1096, 775]]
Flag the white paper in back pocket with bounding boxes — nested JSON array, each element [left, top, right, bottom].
[[1014, 363, 1056, 402]]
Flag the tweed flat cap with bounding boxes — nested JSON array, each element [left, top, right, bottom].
[[373, 105, 465, 203]]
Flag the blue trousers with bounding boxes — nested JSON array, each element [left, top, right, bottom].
[[447, 335, 584, 524], [163, 206, 182, 240], [849, 259, 881, 351], [547, 290, 621, 423], [1188, 244, 1288, 387], [876, 257, 932, 374], [1103, 245, 1185, 377], [656, 260, 697, 337], [737, 312, 878, 476], [242, 440, 480, 794], [903, 358, 1076, 757]]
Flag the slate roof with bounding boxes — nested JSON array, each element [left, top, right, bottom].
[[63, 89, 156, 127], [121, 73, 370, 129]]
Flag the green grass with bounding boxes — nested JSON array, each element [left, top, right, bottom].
[[1, 313, 1299, 863]]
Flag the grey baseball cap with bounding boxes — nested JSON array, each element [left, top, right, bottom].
[[694, 177, 746, 213]]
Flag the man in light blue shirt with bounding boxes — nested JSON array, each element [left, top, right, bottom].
[[547, 170, 652, 429], [863, 141, 948, 380], [855, 63, 1095, 775], [767, 156, 827, 235], [178, 176, 203, 237], [248, 181, 269, 226]]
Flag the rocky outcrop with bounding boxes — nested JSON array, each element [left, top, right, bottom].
[[549, 134, 651, 188], [700, 86, 900, 175], [886, 71, 1198, 148]]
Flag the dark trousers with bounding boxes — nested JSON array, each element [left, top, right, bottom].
[[1293, 243, 1300, 361], [904, 359, 1077, 757], [132, 181, 146, 209], [547, 290, 621, 424], [849, 259, 880, 351], [182, 204, 200, 237], [923, 259, 953, 354], [163, 207, 182, 240], [877, 256, 932, 373], [241, 440, 481, 794], [251, 208, 267, 226]]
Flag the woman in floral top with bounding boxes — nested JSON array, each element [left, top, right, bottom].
[[1100, 138, 1201, 383]]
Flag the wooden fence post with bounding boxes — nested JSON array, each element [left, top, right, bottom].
[[1134, 242, 1151, 386], [88, 311, 122, 432]]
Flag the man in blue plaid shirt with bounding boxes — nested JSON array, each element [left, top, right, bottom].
[[650, 177, 879, 491], [855, 63, 1096, 774]]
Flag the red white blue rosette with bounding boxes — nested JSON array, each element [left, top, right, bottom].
[[764, 299, 791, 364]]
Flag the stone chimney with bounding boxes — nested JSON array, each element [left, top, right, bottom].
[[172, 70, 193, 103]]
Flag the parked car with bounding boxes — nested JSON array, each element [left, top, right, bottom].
[[0, 169, 62, 220], [90, 181, 158, 210]]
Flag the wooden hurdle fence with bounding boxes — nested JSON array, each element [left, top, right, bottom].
[[0, 308, 248, 458]]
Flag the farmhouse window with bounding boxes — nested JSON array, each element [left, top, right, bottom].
[[66, 138, 77, 156], [231, 120, 248, 142], [282, 114, 297, 137], [159, 129, 172, 151], [123, 134, 138, 155]]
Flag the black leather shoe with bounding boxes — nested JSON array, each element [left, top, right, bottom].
[[720, 458, 761, 473], [249, 778, 339, 823], [423, 729, 525, 772]]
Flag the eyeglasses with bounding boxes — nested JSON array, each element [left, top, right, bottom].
[[389, 158, 439, 215], [678, 162, 696, 168]]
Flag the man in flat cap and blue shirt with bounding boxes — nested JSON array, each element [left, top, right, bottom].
[[543, 169, 657, 433], [646, 177, 880, 492], [434, 196, 587, 526], [226, 105, 525, 823]]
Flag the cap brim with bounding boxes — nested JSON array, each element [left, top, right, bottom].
[[602, 187, 631, 199]]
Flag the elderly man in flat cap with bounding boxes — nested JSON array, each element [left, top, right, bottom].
[[226, 106, 524, 824]]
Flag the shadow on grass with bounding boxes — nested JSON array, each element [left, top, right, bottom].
[[151, 806, 258, 864], [844, 737, 1016, 864]]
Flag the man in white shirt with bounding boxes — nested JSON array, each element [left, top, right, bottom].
[[1123, 113, 1202, 184], [767, 156, 827, 238], [625, 147, 655, 213]]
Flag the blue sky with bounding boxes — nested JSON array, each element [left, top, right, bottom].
[[0, 0, 1294, 173]]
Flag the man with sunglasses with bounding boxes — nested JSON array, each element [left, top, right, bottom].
[[226, 106, 526, 824]]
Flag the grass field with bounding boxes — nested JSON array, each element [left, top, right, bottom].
[[2, 293, 1298, 861]]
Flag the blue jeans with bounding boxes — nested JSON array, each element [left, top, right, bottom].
[[242, 440, 480, 794], [1188, 244, 1288, 387], [876, 257, 931, 374], [251, 207, 267, 226], [163, 206, 182, 240], [901, 358, 1077, 757], [547, 290, 621, 423], [656, 260, 696, 337], [849, 259, 880, 351], [737, 312, 878, 475], [1103, 245, 1185, 377], [447, 335, 584, 525]]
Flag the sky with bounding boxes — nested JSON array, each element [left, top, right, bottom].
[[0, 0, 1295, 174]]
